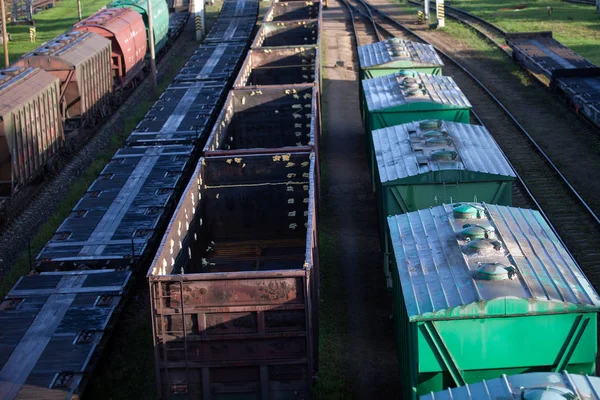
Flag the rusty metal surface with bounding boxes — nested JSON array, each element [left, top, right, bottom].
[[35, 146, 194, 271], [128, 81, 226, 146], [264, 1, 321, 22], [74, 8, 147, 87], [203, 84, 317, 156], [252, 19, 320, 49], [234, 46, 320, 87], [15, 31, 114, 122], [148, 154, 318, 399], [0, 67, 64, 197], [175, 43, 247, 82]]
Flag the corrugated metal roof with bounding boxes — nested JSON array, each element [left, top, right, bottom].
[[358, 38, 444, 69], [363, 72, 471, 111], [388, 203, 600, 320], [24, 31, 111, 67], [0, 67, 59, 117], [421, 372, 600, 400], [373, 121, 515, 183]]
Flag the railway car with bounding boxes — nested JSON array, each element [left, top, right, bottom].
[[175, 42, 247, 82], [148, 153, 318, 399], [127, 81, 226, 146], [15, 31, 113, 130], [73, 8, 147, 88], [421, 372, 600, 400], [357, 38, 443, 80], [0, 269, 132, 399], [553, 71, 600, 129], [362, 71, 471, 168], [264, 0, 321, 22], [0, 67, 63, 197], [387, 203, 600, 399], [234, 46, 320, 87], [109, 0, 170, 54], [35, 145, 194, 270], [372, 121, 515, 287], [252, 19, 320, 49], [505, 31, 596, 81], [204, 15, 257, 43], [218, 0, 259, 18], [168, 11, 189, 40], [204, 84, 318, 155]]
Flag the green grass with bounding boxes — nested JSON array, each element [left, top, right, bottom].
[[0, 0, 111, 63], [449, 0, 600, 64]]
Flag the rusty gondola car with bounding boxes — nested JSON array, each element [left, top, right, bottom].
[[0, 67, 63, 197], [15, 31, 114, 131], [148, 154, 319, 399]]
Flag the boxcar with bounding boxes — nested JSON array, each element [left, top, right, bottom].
[[127, 81, 226, 146], [234, 46, 320, 87], [109, 0, 170, 54], [73, 8, 147, 88], [35, 145, 193, 270], [362, 71, 471, 165], [373, 121, 515, 287], [388, 203, 600, 399], [0, 67, 63, 197], [421, 372, 600, 400], [175, 43, 247, 82], [357, 38, 443, 80], [148, 153, 318, 400], [204, 84, 318, 156], [16, 31, 113, 128], [264, 1, 321, 22], [252, 19, 320, 49], [0, 269, 131, 399], [505, 31, 596, 81]]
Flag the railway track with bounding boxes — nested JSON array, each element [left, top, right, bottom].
[[340, 0, 600, 282]]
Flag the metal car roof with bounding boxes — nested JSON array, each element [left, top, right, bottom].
[[363, 72, 471, 111], [23, 31, 111, 68], [358, 38, 443, 69], [388, 203, 600, 321], [175, 43, 246, 82], [0, 67, 59, 117], [421, 372, 600, 400], [373, 121, 515, 183], [204, 16, 256, 43]]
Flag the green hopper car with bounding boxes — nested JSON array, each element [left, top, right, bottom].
[[388, 203, 600, 400], [357, 38, 444, 80], [421, 372, 600, 400], [109, 0, 169, 54], [373, 121, 515, 287], [362, 72, 471, 169]]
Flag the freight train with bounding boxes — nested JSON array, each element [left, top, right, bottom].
[[506, 31, 600, 130], [0, 0, 188, 215], [0, 0, 261, 398], [357, 37, 599, 399]]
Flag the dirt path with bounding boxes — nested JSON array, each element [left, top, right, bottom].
[[319, 2, 401, 398]]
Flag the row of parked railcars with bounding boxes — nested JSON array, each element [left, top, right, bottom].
[[0, 0, 187, 205], [0, 0, 260, 398], [357, 37, 600, 399], [147, 0, 322, 398], [506, 31, 600, 130]]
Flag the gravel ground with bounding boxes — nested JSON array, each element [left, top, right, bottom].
[[0, 21, 196, 279], [319, 2, 402, 397]]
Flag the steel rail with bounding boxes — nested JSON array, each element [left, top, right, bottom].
[[338, 0, 600, 266]]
